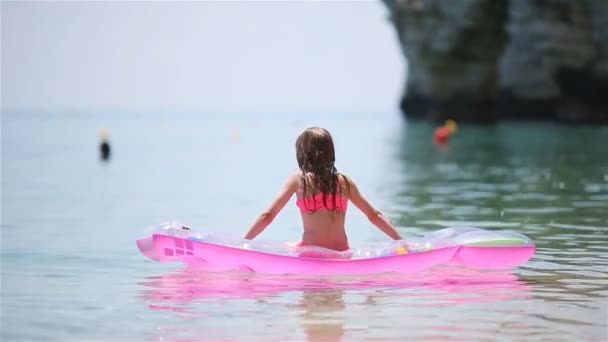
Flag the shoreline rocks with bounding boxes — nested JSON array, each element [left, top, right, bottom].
[[382, 0, 608, 123]]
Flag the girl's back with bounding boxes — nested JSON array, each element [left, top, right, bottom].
[[295, 173, 350, 251]]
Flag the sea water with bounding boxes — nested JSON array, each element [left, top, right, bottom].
[[2, 111, 607, 341]]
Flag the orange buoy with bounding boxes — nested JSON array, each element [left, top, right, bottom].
[[444, 119, 458, 133]]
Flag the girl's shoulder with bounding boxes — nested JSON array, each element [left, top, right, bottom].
[[336, 173, 354, 194], [337, 172, 353, 184], [289, 172, 303, 183]]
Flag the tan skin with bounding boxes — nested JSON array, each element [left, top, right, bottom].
[[244, 173, 403, 251]]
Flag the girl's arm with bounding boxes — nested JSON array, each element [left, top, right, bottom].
[[244, 174, 299, 240], [343, 175, 403, 241]]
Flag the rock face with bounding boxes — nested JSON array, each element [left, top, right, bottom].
[[382, 0, 608, 123]]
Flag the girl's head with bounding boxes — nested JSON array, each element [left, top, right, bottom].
[[295, 127, 348, 212], [295, 127, 336, 174]]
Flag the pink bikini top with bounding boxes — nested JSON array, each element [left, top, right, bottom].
[[296, 193, 348, 212]]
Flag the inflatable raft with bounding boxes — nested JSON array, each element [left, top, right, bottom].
[[136, 222, 535, 275]]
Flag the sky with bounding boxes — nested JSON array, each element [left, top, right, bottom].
[[1, 1, 407, 114]]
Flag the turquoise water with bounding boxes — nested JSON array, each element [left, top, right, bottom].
[[2, 111, 607, 341]]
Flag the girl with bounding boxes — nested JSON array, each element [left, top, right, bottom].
[[244, 127, 403, 251]]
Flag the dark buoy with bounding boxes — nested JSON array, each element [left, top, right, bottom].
[[99, 128, 111, 161]]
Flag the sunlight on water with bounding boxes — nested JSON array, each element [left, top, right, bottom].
[[1, 112, 607, 341]]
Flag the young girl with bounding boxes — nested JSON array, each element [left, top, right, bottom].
[[244, 127, 403, 252]]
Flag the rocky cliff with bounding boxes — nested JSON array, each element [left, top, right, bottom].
[[382, 0, 608, 123]]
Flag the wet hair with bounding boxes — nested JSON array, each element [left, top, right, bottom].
[[295, 127, 349, 213]]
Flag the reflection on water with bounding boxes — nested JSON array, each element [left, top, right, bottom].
[[139, 267, 537, 341], [298, 289, 345, 342], [138, 268, 533, 307]]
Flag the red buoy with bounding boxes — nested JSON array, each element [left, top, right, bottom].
[[433, 126, 451, 144]]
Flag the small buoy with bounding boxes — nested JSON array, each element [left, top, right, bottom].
[[433, 126, 451, 144], [433, 119, 458, 144], [99, 129, 111, 161], [99, 128, 109, 140], [444, 119, 458, 133]]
